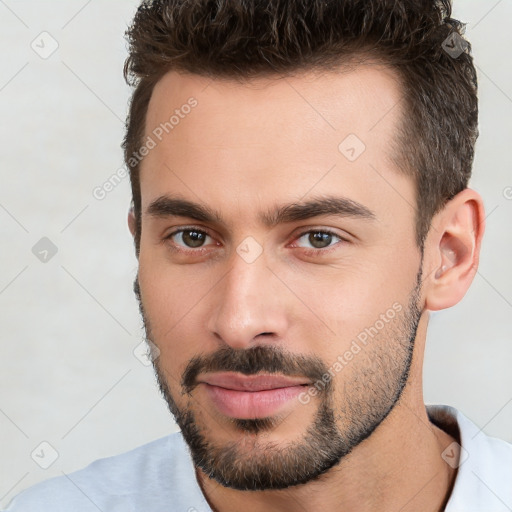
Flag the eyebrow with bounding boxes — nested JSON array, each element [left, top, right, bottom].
[[146, 194, 376, 226]]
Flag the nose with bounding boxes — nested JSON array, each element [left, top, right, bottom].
[[207, 246, 289, 350]]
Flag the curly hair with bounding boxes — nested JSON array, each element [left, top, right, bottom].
[[123, 0, 478, 253]]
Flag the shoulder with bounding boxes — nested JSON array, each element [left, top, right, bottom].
[[2, 433, 209, 512]]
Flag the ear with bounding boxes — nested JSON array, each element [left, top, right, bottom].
[[423, 188, 485, 311], [128, 203, 137, 238]]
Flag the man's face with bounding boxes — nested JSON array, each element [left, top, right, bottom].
[[135, 65, 424, 489]]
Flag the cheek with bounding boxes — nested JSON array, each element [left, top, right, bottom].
[[137, 258, 205, 369], [138, 244, 208, 325], [294, 262, 412, 364]]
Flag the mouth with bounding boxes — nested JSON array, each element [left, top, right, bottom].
[[197, 372, 311, 419]]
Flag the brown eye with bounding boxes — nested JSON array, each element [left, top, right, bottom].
[[169, 229, 211, 248], [308, 232, 334, 249], [295, 230, 342, 250]]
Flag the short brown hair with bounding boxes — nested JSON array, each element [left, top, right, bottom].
[[123, 0, 478, 253]]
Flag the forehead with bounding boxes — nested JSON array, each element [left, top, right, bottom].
[[140, 65, 412, 228]]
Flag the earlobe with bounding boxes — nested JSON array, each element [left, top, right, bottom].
[[424, 189, 485, 312]]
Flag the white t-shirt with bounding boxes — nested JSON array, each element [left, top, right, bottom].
[[3, 405, 511, 511]]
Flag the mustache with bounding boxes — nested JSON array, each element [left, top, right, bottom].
[[181, 345, 329, 394]]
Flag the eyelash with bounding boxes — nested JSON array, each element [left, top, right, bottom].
[[164, 226, 347, 256]]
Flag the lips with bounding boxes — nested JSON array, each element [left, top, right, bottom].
[[200, 372, 310, 391], [198, 372, 311, 419]]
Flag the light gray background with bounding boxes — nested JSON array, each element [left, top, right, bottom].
[[0, 0, 511, 507]]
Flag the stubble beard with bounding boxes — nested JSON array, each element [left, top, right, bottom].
[[134, 266, 423, 490]]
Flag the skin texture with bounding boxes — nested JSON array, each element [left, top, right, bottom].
[[129, 64, 485, 512]]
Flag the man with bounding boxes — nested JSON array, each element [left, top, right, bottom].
[[5, 0, 511, 511]]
